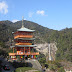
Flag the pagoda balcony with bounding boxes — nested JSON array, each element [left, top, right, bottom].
[[14, 35, 33, 39], [9, 53, 16, 56], [15, 43, 32, 45], [16, 51, 39, 55]]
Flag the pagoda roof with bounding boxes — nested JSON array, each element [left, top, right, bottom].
[[15, 45, 37, 47], [10, 46, 15, 48], [17, 27, 35, 32], [15, 38, 35, 40]]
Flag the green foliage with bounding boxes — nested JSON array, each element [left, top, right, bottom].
[[46, 61, 62, 71], [0, 49, 8, 57], [15, 67, 34, 72], [37, 53, 45, 59], [0, 20, 72, 62], [35, 71, 41, 72], [0, 60, 2, 64], [8, 48, 17, 53], [57, 67, 65, 72], [0, 41, 5, 48], [49, 64, 57, 71], [55, 29, 72, 62], [39, 57, 46, 64], [12, 61, 29, 68]]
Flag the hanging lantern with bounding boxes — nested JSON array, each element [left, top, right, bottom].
[[20, 56, 23, 59], [36, 55, 37, 58], [25, 55, 27, 57], [16, 55, 17, 58], [12, 56, 13, 58], [34, 55, 35, 58], [31, 55, 33, 58], [29, 55, 30, 57], [23, 55, 24, 58], [28, 55, 29, 57]]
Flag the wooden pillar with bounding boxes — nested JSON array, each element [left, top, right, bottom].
[[32, 48, 33, 52], [24, 47, 25, 53], [29, 47, 30, 53], [29, 47, 31, 59], [15, 56, 16, 60], [24, 47, 25, 60], [13, 47, 14, 53], [34, 55, 35, 59], [24, 47, 25, 54]]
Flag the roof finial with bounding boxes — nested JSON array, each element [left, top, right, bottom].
[[22, 16, 24, 28]]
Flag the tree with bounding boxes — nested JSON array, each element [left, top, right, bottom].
[[57, 67, 65, 72]]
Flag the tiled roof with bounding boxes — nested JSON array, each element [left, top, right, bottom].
[[15, 45, 37, 47], [14, 38, 35, 40], [17, 27, 35, 32]]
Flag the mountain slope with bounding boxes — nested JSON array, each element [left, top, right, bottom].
[[0, 20, 55, 43], [0, 20, 72, 62]]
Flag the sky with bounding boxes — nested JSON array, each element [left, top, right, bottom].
[[0, 0, 72, 30]]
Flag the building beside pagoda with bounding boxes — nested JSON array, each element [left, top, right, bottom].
[[9, 18, 39, 61]]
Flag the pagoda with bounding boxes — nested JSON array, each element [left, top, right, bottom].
[[9, 17, 39, 61]]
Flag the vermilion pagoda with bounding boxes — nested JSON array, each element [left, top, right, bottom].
[[9, 18, 39, 60]]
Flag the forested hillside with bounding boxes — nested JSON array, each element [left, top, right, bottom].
[[0, 20, 72, 62]]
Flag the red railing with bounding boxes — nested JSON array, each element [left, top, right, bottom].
[[15, 43, 32, 45], [14, 35, 33, 39], [9, 52, 39, 56]]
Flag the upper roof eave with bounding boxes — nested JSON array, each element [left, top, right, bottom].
[[15, 45, 37, 47], [14, 38, 35, 40], [17, 27, 35, 32]]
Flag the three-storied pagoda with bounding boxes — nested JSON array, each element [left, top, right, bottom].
[[9, 17, 39, 60]]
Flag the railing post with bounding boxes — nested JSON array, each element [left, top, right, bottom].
[[29, 47, 31, 59], [29, 47, 30, 53], [24, 47, 25, 60], [13, 47, 14, 53]]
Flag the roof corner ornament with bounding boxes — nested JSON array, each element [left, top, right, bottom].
[[22, 16, 24, 28]]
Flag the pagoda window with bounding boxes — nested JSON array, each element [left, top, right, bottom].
[[17, 48, 20, 51], [25, 47, 28, 49], [16, 32, 33, 35], [17, 40, 32, 43], [30, 41, 32, 43], [29, 33, 32, 35], [14, 34, 17, 36], [26, 41, 28, 43]]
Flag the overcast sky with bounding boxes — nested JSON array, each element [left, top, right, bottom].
[[0, 0, 72, 30]]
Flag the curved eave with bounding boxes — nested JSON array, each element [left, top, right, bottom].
[[17, 27, 35, 32], [15, 45, 37, 47], [10, 46, 15, 48], [14, 38, 35, 40], [9, 53, 16, 56]]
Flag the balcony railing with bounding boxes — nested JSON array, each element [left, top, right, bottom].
[[9, 53, 16, 56], [9, 52, 39, 56], [16, 52, 39, 55], [14, 35, 33, 39], [15, 43, 32, 45]]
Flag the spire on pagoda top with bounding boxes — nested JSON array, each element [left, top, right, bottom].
[[17, 16, 35, 32], [22, 16, 24, 28]]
